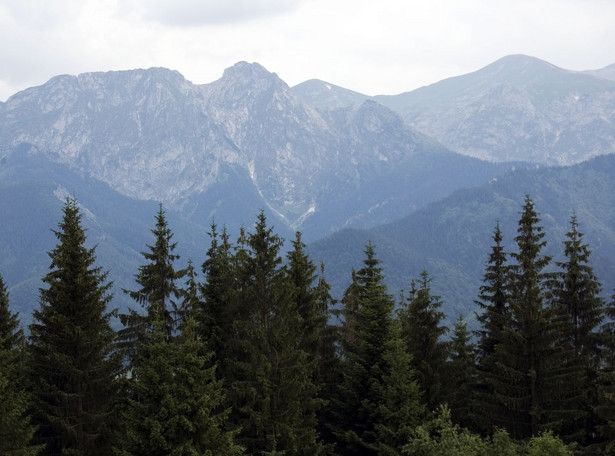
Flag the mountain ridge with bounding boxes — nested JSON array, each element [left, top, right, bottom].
[[291, 54, 615, 165]]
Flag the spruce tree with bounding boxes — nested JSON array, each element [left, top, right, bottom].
[[443, 315, 476, 430], [375, 320, 424, 456], [473, 223, 511, 434], [198, 222, 235, 363], [286, 234, 338, 450], [492, 195, 573, 439], [224, 212, 323, 455], [286, 232, 326, 362], [116, 318, 242, 456], [475, 223, 510, 363], [0, 275, 42, 455], [336, 243, 421, 455], [553, 215, 605, 365], [398, 270, 448, 412], [28, 198, 120, 455], [550, 215, 606, 444], [119, 204, 185, 364]]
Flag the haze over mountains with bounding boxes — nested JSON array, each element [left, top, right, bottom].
[[295, 55, 615, 165], [2, 54, 615, 321]]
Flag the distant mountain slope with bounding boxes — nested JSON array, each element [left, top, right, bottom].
[[291, 79, 370, 109], [0, 62, 519, 321], [585, 63, 615, 81], [307, 154, 615, 323], [291, 55, 615, 166], [374, 55, 615, 165], [0, 62, 510, 241]]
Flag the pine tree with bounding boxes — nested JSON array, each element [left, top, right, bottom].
[[116, 318, 243, 456], [0, 275, 42, 455], [398, 270, 448, 412], [28, 198, 120, 455], [119, 204, 185, 365]]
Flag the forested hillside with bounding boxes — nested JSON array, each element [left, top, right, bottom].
[[308, 153, 615, 321], [2, 197, 615, 455]]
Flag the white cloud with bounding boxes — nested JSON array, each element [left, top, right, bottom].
[[1, 0, 614, 102], [121, 0, 309, 26]]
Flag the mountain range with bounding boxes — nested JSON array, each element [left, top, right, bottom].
[[294, 55, 615, 165], [1, 54, 615, 323]]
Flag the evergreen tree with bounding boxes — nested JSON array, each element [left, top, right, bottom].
[[375, 320, 424, 456], [475, 223, 510, 363], [175, 259, 200, 326], [119, 204, 185, 364], [553, 215, 605, 365], [443, 315, 476, 430], [286, 235, 339, 451], [550, 214, 605, 444], [398, 270, 448, 412], [336, 243, 421, 455], [473, 223, 510, 434], [224, 212, 323, 455], [198, 222, 235, 365], [491, 195, 574, 439], [286, 232, 327, 362], [595, 368, 615, 454], [28, 198, 120, 455], [116, 318, 242, 456], [0, 275, 42, 455]]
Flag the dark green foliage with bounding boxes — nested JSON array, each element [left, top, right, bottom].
[[336, 243, 421, 455], [286, 234, 339, 451], [553, 215, 605, 365], [119, 204, 186, 364], [398, 270, 449, 412], [475, 223, 510, 363], [549, 215, 605, 444], [1, 275, 25, 351], [0, 275, 42, 455], [595, 369, 615, 453], [374, 321, 424, 456], [443, 315, 476, 430], [115, 319, 242, 456], [492, 195, 554, 438], [28, 198, 120, 455], [198, 223, 235, 372], [487, 195, 582, 439], [473, 223, 511, 434], [223, 212, 324, 455], [287, 232, 326, 361]]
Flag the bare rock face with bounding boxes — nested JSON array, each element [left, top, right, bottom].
[[373, 55, 615, 165], [1, 61, 503, 235]]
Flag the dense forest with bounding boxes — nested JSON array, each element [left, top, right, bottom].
[[2, 195, 615, 455]]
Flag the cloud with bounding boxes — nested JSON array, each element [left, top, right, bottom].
[[123, 0, 309, 27]]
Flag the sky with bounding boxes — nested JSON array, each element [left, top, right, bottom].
[[1, 0, 615, 102]]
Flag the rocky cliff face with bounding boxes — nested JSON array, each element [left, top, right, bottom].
[[374, 55, 615, 165], [1, 61, 504, 235], [291, 55, 615, 165]]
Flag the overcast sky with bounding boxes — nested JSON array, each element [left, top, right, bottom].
[[1, 0, 614, 102]]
